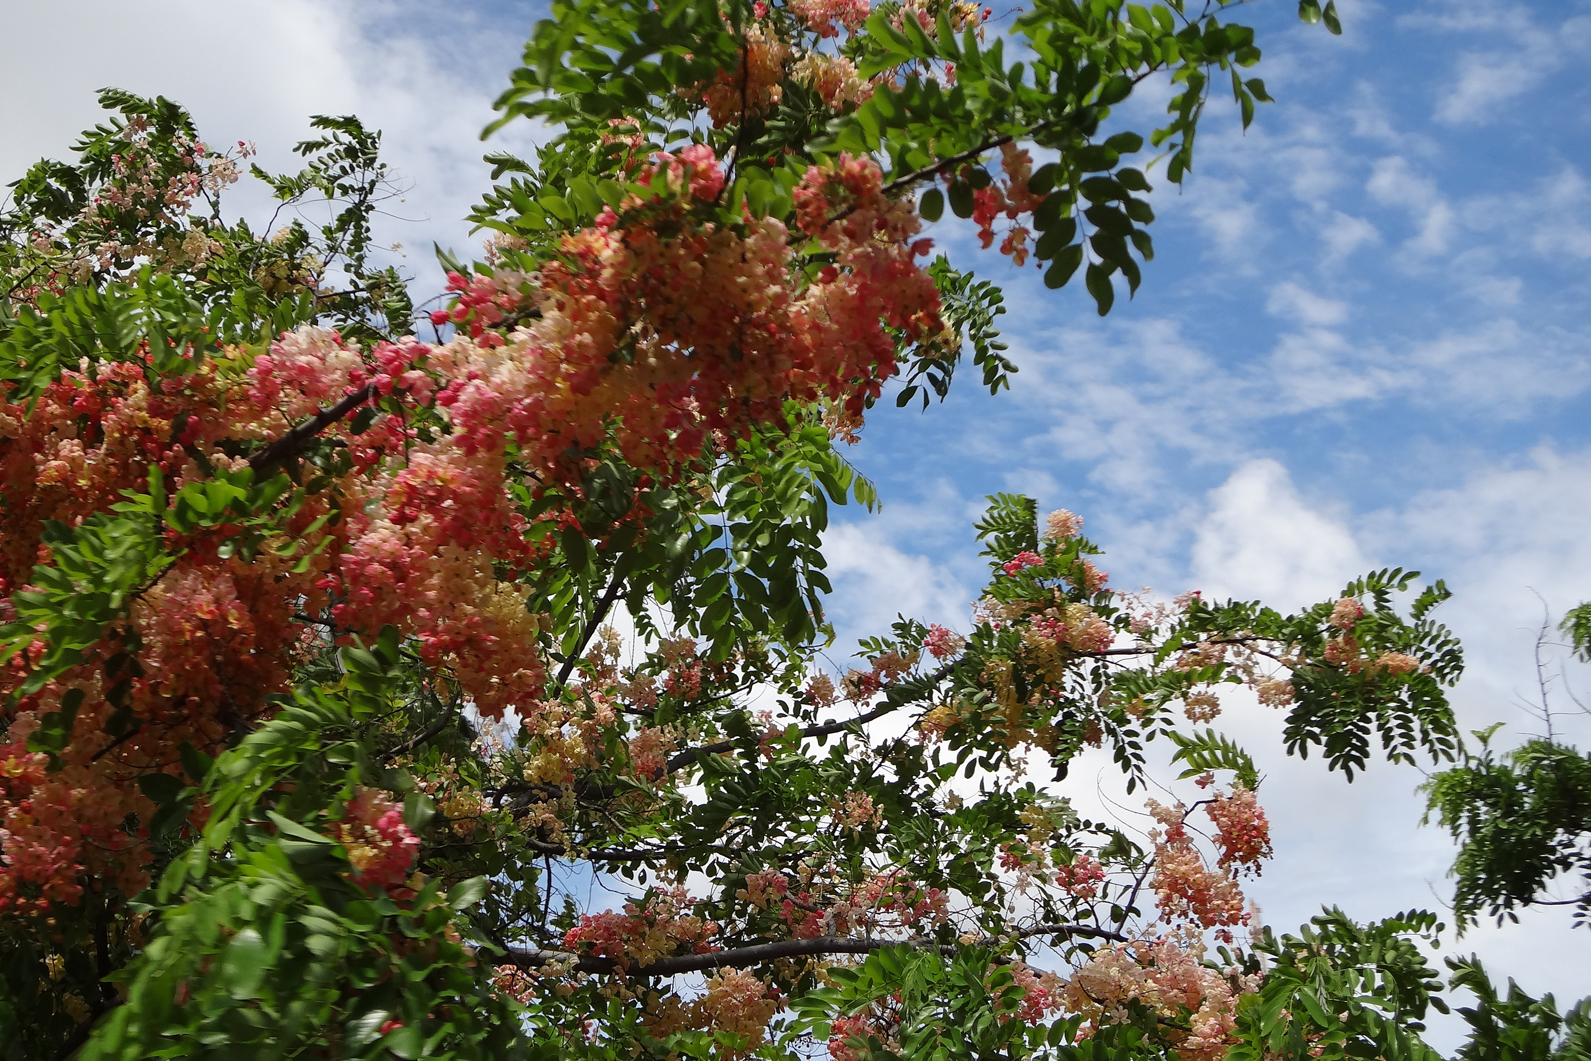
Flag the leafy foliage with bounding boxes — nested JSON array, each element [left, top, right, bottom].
[[1425, 737, 1591, 928], [0, 8, 1577, 1061]]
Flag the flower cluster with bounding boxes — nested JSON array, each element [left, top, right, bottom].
[[1145, 800, 1250, 934], [1054, 853, 1106, 898], [1064, 934, 1254, 1061], [1205, 783, 1272, 873], [962, 144, 1049, 265], [332, 789, 421, 892], [788, 0, 872, 36], [698, 968, 782, 1051], [1001, 550, 1044, 576], [562, 887, 721, 970], [695, 30, 791, 127], [923, 624, 965, 659]]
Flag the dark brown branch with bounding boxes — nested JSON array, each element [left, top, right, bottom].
[[89, 721, 143, 763], [555, 575, 628, 688], [665, 700, 898, 773], [506, 923, 1126, 977], [379, 711, 456, 763], [248, 383, 378, 475]]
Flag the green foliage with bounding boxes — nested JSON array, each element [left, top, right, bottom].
[[1562, 604, 1591, 663], [1233, 909, 1448, 1061], [1180, 569, 1463, 779], [973, 493, 1039, 561], [897, 257, 1012, 409], [1448, 956, 1591, 1061], [83, 634, 525, 1061], [2, 90, 409, 344], [479, 0, 1338, 317], [0, 270, 211, 401], [1166, 728, 1258, 790], [1425, 738, 1591, 928]]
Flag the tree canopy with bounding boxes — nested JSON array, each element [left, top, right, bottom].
[[0, 1, 1585, 1059]]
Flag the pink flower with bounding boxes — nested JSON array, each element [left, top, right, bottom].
[[1001, 551, 1044, 576], [924, 624, 965, 659]]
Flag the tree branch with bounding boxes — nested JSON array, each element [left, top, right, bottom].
[[555, 575, 628, 688], [379, 710, 457, 763], [665, 700, 899, 773], [247, 383, 378, 476], [505, 923, 1126, 977]]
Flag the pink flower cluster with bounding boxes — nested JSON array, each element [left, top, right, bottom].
[[1205, 783, 1272, 873], [1003, 962, 1064, 1024], [429, 270, 524, 344], [965, 145, 1049, 266], [563, 888, 721, 970], [1054, 853, 1105, 898], [1001, 551, 1044, 577], [332, 789, 421, 892], [924, 624, 965, 659], [788, 0, 871, 36], [1145, 800, 1249, 933], [1064, 936, 1251, 1061]]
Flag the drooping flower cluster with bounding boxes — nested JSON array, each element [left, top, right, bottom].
[[698, 968, 782, 1051], [962, 144, 1049, 266], [1054, 853, 1106, 898], [788, 0, 872, 36], [332, 789, 421, 892], [1205, 783, 1272, 873], [1145, 800, 1250, 933], [1064, 934, 1255, 1061], [563, 887, 721, 970], [695, 30, 792, 127], [923, 623, 965, 659]]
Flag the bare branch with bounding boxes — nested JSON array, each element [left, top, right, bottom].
[[504, 924, 1125, 977]]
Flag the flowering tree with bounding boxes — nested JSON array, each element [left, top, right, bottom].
[[0, 2, 1583, 1060]]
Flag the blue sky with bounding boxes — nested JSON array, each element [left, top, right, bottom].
[[5, 0, 1589, 1043]]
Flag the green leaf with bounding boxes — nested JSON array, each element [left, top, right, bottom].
[[222, 927, 268, 998], [1044, 245, 1083, 289], [948, 180, 974, 219], [1085, 261, 1114, 315], [448, 875, 490, 911], [138, 772, 185, 805], [179, 740, 214, 785], [384, 1022, 424, 1059], [919, 187, 945, 222]]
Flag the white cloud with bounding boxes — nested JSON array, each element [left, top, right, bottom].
[[1319, 210, 1381, 262], [1183, 177, 1266, 263], [1435, 51, 1551, 126], [1266, 281, 1350, 326], [0, 0, 541, 297], [1364, 445, 1591, 708], [1190, 459, 1368, 607], [822, 522, 974, 647], [1400, 3, 1587, 128], [1406, 317, 1591, 410], [1367, 156, 1454, 257]]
